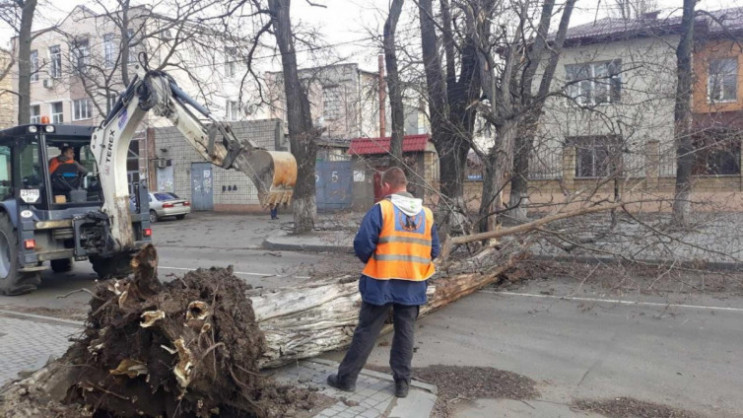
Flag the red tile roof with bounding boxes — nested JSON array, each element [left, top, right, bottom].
[[348, 134, 431, 155]]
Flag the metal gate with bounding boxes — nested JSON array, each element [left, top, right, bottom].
[[190, 162, 213, 211], [316, 160, 352, 211]]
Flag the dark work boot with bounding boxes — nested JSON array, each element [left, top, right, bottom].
[[327, 374, 356, 392], [394, 379, 409, 398]]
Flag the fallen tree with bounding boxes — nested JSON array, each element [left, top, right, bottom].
[[1, 202, 622, 416]]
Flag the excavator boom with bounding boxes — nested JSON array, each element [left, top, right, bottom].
[[92, 67, 296, 250]]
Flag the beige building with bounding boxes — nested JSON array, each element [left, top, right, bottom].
[[0, 49, 14, 129], [264, 63, 427, 140]]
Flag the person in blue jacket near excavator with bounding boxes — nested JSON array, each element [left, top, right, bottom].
[[327, 167, 440, 398]]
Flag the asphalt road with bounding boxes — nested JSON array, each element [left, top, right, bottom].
[[322, 278, 743, 417], [0, 212, 344, 314], [2, 212, 742, 417]]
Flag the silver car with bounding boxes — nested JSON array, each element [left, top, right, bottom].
[[148, 192, 191, 222]]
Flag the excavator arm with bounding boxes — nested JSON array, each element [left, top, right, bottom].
[[91, 68, 296, 251]]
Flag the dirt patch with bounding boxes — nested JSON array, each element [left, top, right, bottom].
[[366, 364, 539, 417], [0, 245, 328, 417], [573, 397, 705, 418]]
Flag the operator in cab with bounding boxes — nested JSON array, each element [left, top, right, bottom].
[[49, 146, 88, 175]]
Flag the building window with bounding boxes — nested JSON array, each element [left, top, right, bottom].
[[72, 38, 89, 73], [569, 136, 621, 178], [565, 60, 622, 106], [692, 132, 740, 175], [103, 33, 117, 68], [224, 47, 236, 77], [226, 100, 240, 120], [30, 105, 41, 123], [323, 85, 342, 120], [107, 93, 119, 114], [73, 99, 93, 121], [30, 50, 38, 81], [708, 58, 738, 103], [127, 29, 138, 63], [50, 102, 64, 123], [49, 45, 61, 78]]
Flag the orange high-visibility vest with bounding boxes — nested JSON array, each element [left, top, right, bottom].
[[362, 199, 435, 281]]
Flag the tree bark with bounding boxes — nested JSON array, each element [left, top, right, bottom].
[[268, 0, 317, 233], [479, 119, 518, 232], [119, 0, 131, 86], [17, 0, 38, 125], [384, 0, 405, 168], [672, 0, 696, 226]]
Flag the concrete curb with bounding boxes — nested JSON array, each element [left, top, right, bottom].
[[530, 254, 743, 272], [0, 309, 84, 328], [262, 232, 354, 253]]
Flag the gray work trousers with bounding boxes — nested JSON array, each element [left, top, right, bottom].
[[336, 301, 419, 386]]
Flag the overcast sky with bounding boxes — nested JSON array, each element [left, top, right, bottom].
[[1, 0, 739, 71]]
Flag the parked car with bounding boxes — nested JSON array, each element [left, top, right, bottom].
[[148, 192, 191, 222]]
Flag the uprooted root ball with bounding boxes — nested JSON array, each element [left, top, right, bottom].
[[4, 244, 318, 418]]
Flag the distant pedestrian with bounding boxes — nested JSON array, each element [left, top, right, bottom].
[[326, 167, 440, 398], [270, 203, 279, 220]]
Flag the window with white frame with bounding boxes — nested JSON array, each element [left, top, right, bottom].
[[73, 99, 93, 121], [103, 33, 117, 68], [72, 38, 89, 73], [322, 85, 342, 120], [50, 102, 64, 123], [226, 100, 240, 120], [127, 29, 138, 63], [49, 45, 62, 78], [565, 60, 622, 106], [708, 58, 738, 103], [224, 47, 237, 77], [30, 105, 41, 123], [30, 50, 39, 81]]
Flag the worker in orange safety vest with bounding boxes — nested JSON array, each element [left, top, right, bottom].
[[327, 167, 440, 398]]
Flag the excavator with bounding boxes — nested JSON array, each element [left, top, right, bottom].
[[0, 66, 296, 295]]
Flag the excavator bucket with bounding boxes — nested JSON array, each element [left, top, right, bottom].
[[243, 150, 297, 207]]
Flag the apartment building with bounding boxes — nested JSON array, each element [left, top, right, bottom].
[[465, 7, 743, 210], [264, 63, 427, 140], [0, 49, 13, 129]]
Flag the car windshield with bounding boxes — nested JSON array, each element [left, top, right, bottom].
[[153, 192, 179, 201]]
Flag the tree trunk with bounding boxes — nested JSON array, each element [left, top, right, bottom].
[[672, 0, 695, 226], [509, 133, 531, 221], [268, 0, 317, 233], [384, 0, 405, 168], [479, 120, 518, 232], [119, 0, 131, 86], [17, 0, 38, 125]]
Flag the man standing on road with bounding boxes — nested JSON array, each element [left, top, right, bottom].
[[327, 167, 440, 398]]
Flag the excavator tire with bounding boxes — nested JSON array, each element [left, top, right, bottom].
[[90, 253, 133, 279], [0, 214, 41, 295]]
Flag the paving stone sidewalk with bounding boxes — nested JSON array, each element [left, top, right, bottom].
[[0, 311, 436, 418], [0, 311, 81, 386]]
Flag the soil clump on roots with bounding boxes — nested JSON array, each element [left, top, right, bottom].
[[0, 244, 324, 417]]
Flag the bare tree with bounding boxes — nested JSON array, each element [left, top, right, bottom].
[[418, 0, 481, 233], [671, 0, 695, 225], [0, 0, 38, 124], [384, 0, 405, 167], [471, 0, 576, 230], [268, 0, 318, 233]]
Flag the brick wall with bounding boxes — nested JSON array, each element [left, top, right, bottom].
[[149, 119, 283, 212]]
